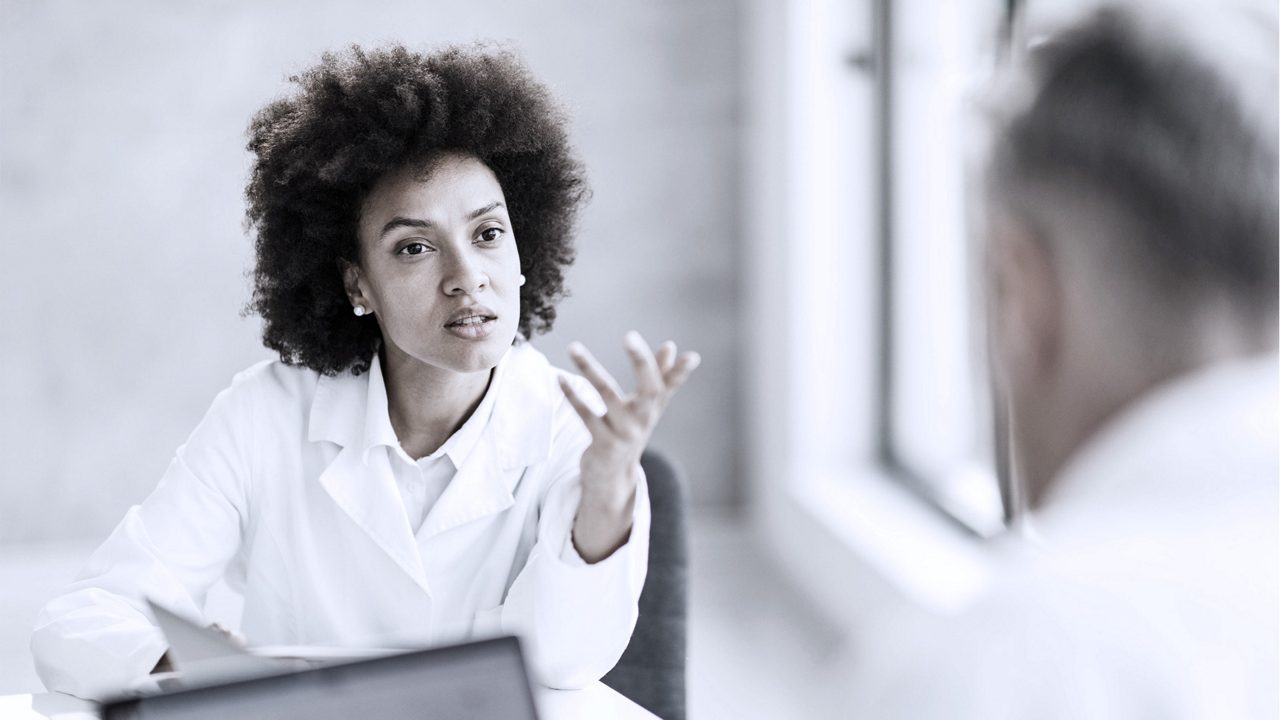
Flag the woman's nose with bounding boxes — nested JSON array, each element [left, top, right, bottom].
[[442, 250, 489, 296]]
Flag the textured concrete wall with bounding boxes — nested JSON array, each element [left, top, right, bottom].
[[0, 0, 741, 542]]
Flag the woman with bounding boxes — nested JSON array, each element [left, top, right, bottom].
[[31, 44, 698, 700]]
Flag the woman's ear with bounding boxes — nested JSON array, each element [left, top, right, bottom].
[[339, 259, 371, 313]]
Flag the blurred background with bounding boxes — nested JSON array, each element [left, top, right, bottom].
[[1, 0, 1023, 717]]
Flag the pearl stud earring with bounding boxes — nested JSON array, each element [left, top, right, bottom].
[[518, 274, 527, 287], [353, 305, 367, 317]]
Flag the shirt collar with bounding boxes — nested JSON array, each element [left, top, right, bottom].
[[360, 354, 400, 460], [1033, 351, 1279, 537], [308, 340, 554, 470], [415, 357, 503, 468]]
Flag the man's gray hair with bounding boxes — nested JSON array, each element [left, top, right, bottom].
[[989, 4, 1278, 321]]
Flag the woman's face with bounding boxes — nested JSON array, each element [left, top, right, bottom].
[[350, 152, 522, 376]]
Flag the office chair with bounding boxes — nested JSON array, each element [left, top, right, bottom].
[[602, 449, 688, 720]]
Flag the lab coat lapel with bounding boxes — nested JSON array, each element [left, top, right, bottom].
[[419, 434, 517, 540], [317, 444, 430, 595], [310, 359, 431, 596], [417, 342, 554, 540]]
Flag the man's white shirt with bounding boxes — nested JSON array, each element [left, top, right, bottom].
[[853, 353, 1279, 719]]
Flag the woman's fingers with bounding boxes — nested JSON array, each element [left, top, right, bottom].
[[559, 376, 606, 434], [565, 335, 699, 440], [663, 351, 702, 392], [656, 341, 677, 375], [624, 331, 664, 399], [567, 342, 624, 406]]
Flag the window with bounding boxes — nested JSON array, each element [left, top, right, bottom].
[[742, 0, 1017, 619], [879, 0, 1009, 537]]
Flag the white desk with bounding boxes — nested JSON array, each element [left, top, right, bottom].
[[0, 683, 659, 720]]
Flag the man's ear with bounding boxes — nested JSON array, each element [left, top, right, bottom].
[[989, 216, 1063, 385]]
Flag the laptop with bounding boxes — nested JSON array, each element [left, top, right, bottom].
[[100, 600, 540, 720]]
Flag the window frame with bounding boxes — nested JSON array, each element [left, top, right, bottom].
[[741, 0, 1013, 624], [880, 0, 1011, 539]]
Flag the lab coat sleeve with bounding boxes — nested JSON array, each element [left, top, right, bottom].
[[497, 374, 651, 689], [30, 376, 255, 700]]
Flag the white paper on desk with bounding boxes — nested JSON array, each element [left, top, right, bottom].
[[142, 598, 400, 692], [252, 645, 401, 662]]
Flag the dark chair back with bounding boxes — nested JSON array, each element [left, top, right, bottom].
[[602, 449, 688, 720]]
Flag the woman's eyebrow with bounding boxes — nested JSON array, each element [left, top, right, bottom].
[[379, 202, 504, 238], [380, 217, 432, 238], [468, 201, 505, 220]]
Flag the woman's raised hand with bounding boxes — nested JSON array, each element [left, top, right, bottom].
[[558, 331, 700, 561]]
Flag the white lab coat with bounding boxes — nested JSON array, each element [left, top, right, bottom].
[[851, 353, 1279, 719], [31, 341, 650, 700]]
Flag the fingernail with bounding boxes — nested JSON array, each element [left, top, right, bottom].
[[688, 352, 702, 369], [624, 330, 643, 349], [568, 342, 585, 356]]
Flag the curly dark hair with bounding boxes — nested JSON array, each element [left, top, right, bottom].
[[244, 44, 588, 375]]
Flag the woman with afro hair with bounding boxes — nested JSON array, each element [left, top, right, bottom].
[[32, 44, 699, 700]]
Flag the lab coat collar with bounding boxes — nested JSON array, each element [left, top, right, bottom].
[[309, 357, 429, 593], [305, 341, 558, 591], [306, 356, 376, 451], [412, 341, 558, 539], [307, 341, 553, 470], [360, 355, 401, 461], [306, 352, 428, 462], [487, 339, 555, 470]]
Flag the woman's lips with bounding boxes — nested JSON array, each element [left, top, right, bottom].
[[445, 312, 497, 340]]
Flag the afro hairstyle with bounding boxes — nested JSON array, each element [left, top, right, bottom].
[[244, 43, 588, 375]]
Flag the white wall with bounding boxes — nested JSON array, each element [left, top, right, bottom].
[[0, 0, 742, 543]]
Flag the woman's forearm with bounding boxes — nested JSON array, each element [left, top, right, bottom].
[[571, 464, 639, 563]]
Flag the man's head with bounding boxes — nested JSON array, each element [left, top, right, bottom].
[[984, 4, 1278, 507]]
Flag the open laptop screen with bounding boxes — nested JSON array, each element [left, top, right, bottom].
[[102, 636, 539, 720]]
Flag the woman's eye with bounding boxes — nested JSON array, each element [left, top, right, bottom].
[[478, 227, 505, 244], [397, 242, 431, 256]]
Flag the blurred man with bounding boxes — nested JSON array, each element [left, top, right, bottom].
[[855, 3, 1278, 717]]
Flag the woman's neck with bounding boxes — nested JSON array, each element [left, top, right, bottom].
[[379, 347, 493, 460]]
